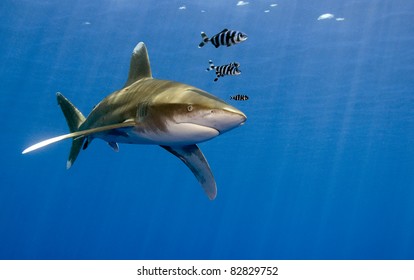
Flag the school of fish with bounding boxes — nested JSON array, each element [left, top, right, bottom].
[[199, 28, 249, 100]]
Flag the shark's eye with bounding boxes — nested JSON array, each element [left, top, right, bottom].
[[187, 105, 193, 112]]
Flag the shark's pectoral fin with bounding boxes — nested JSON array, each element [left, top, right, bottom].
[[161, 145, 217, 200]]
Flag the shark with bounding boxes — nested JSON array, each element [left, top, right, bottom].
[[22, 42, 247, 200]]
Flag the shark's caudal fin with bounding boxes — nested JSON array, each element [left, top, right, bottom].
[[56, 92, 86, 169], [22, 93, 136, 168]]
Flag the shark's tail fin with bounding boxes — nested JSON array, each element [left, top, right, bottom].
[[56, 92, 86, 169]]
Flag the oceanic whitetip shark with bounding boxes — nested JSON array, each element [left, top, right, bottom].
[[22, 42, 247, 200]]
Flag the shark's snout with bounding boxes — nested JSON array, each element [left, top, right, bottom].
[[207, 106, 247, 134]]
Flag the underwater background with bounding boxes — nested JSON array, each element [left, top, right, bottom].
[[1, 0, 413, 259]]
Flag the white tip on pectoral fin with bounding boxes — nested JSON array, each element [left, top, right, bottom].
[[22, 121, 136, 155], [22, 134, 74, 154]]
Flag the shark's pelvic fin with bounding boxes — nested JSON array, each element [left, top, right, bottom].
[[124, 42, 152, 87], [161, 145, 217, 200], [108, 142, 119, 152], [22, 121, 136, 155]]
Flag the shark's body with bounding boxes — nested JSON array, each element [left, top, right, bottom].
[[23, 42, 246, 200]]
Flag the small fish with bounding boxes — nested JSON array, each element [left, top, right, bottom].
[[198, 29, 248, 48], [206, 60, 241, 82], [230, 94, 249, 101]]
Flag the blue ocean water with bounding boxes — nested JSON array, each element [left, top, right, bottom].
[[1, 0, 413, 260]]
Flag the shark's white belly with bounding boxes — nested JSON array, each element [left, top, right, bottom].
[[98, 122, 219, 146]]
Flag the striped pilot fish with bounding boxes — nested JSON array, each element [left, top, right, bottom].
[[206, 60, 241, 82], [198, 29, 248, 48], [230, 94, 249, 101]]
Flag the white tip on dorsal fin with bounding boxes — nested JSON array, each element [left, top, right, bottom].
[[124, 42, 152, 87]]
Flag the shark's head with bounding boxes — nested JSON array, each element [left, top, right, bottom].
[[143, 85, 247, 145], [175, 88, 247, 134]]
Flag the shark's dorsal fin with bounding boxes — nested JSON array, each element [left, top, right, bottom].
[[161, 145, 217, 200], [124, 42, 152, 87], [22, 121, 136, 154]]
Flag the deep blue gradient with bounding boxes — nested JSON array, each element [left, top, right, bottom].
[[1, 0, 413, 259]]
